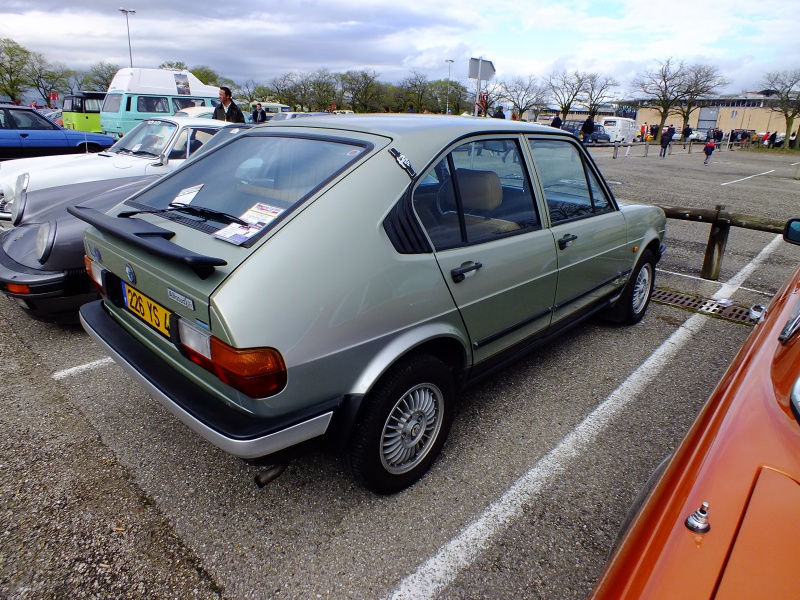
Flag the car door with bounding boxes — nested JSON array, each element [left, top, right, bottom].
[[528, 137, 630, 325], [0, 108, 22, 160], [10, 109, 69, 157], [413, 137, 558, 364]]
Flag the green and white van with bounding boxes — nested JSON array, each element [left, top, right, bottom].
[[101, 68, 219, 139]]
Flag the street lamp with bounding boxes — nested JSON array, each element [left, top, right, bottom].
[[445, 59, 454, 114], [119, 7, 135, 68]]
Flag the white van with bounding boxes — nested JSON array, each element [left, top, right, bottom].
[[101, 68, 219, 138], [601, 117, 638, 142]]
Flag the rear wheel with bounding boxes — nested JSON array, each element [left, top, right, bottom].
[[606, 249, 656, 325], [344, 354, 455, 494]]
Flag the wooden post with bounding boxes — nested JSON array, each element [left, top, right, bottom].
[[701, 205, 731, 280], [644, 139, 649, 156], [613, 141, 619, 159], [688, 140, 692, 154]]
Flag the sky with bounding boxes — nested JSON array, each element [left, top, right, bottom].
[[2, 0, 798, 100]]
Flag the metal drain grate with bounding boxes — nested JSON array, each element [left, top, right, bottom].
[[652, 289, 757, 323]]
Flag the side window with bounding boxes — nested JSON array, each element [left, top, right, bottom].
[[137, 96, 170, 113], [13, 111, 58, 130], [168, 129, 189, 159], [413, 138, 540, 250], [528, 138, 613, 224]]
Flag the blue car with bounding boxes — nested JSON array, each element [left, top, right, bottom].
[[0, 105, 113, 160]]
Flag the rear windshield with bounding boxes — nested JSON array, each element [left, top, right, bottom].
[[124, 134, 369, 243]]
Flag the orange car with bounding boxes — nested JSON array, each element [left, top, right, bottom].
[[591, 217, 800, 599]]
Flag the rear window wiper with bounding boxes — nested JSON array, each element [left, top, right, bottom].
[[118, 203, 249, 226]]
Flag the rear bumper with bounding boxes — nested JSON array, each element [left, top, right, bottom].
[[79, 300, 339, 460]]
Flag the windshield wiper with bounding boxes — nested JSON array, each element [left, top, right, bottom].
[[130, 149, 160, 157], [118, 204, 248, 226]]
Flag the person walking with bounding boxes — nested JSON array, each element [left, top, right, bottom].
[[768, 131, 778, 149], [682, 124, 692, 148], [550, 114, 562, 128], [212, 87, 245, 123], [703, 139, 715, 164], [251, 103, 267, 123], [659, 125, 674, 158], [714, 128, 723, 150], [641, 122, 648, 141], [581, 116, 595, 142]]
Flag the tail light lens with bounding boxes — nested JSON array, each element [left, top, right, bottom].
[[178, 318, 287, 398], [84, 255, 104, 293]]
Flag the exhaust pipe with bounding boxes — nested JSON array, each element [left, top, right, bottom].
[[254, 463, 289, 488]]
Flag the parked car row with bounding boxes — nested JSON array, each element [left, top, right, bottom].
[[0, 104, 113, 160], [560, 119, 612, 143]]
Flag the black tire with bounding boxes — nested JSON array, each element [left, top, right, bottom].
[[344, 354, 455, 494], [607, 249, 656, 325]]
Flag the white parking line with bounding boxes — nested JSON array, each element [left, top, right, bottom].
[[720, 169, 774, 186], [52, 357, 114, 380], [387, 234, 784, 600]]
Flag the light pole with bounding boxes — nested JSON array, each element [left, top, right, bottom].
[[445, 59, 454, 114], [119, 8, 135, 68]]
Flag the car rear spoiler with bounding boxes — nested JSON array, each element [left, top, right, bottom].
[[68, 205, 226, 280]]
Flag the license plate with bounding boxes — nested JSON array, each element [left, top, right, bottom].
[[122, 282, 171, 337]]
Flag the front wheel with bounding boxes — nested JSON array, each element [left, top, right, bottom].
[[344, 354, 455, 494], [605, 249, 656, 325]]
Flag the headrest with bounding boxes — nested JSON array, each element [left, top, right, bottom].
[[455, 169, 502, 211]]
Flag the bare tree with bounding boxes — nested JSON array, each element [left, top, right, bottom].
[[476, 80, 504, 116], [67, 70, 90, 94], [159, 61, 188, 70], [268, 72, 299, 108], [25, 52, 72, 106], [237, 79, 263, 104], [308, 68, 340, 111], [583, 73, 618, 118], [500, 75, 549, 120], [0, 38, 31, 102], [630, 58, 686, 141], [673, 64, 731, 133], [86, 61, 120, 91], [401, 69, 429, 112], [759, 69, 800, 144], [547, 70, 587, 121], [340, 68, 382, 112]]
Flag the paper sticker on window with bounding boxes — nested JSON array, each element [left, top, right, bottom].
[[172, 184, 204, 206], [214, 202, 284, 245]]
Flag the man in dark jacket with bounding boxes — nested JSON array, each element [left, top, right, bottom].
[[581, 117, 594, 141], [551, 115, 562, 128], [252, 103, 267, 123], [682, 124, 692, 148], [212, 87, 245, 123], [659, 126, 674, 158]]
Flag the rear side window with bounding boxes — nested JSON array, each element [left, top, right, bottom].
[[413, 138, 540, 250], [84, 98, 102, 112], [528, 138, 612, 224], [102, 94, 122, 113], [172, 97, 207, 111], [137, 96, 170, 113]]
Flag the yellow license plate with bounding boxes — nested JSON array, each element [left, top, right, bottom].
[[122, 283, 171, 337]]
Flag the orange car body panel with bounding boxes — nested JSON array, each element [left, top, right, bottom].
[[591, 263, 800, 599]]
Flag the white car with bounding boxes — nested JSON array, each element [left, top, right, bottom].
[[0, 116, 225, 227], [172, 106, 215, 119]]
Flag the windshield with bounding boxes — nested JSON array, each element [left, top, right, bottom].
[[109, 120, 177, 156], [124, 134, 368, 242]]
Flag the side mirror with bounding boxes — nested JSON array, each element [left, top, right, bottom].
[[784, 218, 800, 246], [150, 153, 169, 168]]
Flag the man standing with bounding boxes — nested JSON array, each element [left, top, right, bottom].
[[492, 106, 506, 119], [551, 114, 562, 128], [581, 116, 595, 142], [659, 126, 674, 158], [682, 124, 692, 148], [252, 103, 267, 123], [212, 87, 245, 123]]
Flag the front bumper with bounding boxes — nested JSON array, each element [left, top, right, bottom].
[[79, 300, 338, 460]]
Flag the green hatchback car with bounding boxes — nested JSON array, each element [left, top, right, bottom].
[[73, 115, 666, 494]]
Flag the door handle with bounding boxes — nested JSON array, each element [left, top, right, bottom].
[[19, 133, 29, 138], [558, 234, 578, 250], [451, 262, 482, 283]]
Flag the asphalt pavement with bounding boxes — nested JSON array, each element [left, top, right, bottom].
[[1, 144, 799, 599]]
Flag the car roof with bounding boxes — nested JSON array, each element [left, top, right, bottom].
[[140, 115, 224, 127]]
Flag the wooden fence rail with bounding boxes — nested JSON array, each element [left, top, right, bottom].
[[655, 204, 786, 280]]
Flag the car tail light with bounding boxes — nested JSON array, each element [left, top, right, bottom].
[[84, 255, 104, 294], [5, 282, 30, 294], [178, 318, 287, 398]]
